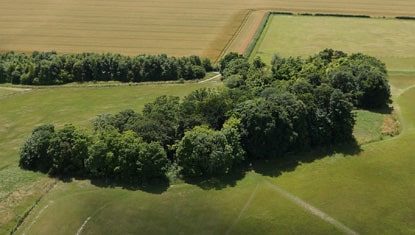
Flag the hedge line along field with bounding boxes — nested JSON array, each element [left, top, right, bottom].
[[0, 79, 221, 234], [11, 76, 415, 234], [1, 0, 415, 61], [250, 15, 415, 75]]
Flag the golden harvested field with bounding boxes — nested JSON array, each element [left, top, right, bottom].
[[1, 0, 415, 61]]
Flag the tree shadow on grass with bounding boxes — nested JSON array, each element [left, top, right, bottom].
[[54, 140, 361, 193], [365, 104, 394, 114], [251, 140, 362, 178], [58, 176, 170, 194], [182, 166, 248, 191], [183, 140, 362, 191]]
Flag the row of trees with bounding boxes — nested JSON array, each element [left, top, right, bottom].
[[20, 124, 169, 181], [20, 49, 391, 182], [0, 52, 213, 85]]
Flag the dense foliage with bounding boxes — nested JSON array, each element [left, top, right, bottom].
[[0, 51, 213, 85], [20, 49, 391, 182]]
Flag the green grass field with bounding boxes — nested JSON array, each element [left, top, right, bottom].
[[251, 15, 415, 74], [0, 80, 221, 233], [3, 13, 415, 235], [10, 77, 415, 234]]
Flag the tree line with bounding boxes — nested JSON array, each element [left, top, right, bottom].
[[0, 51, 213, 85], [20, 49, 391, 182]]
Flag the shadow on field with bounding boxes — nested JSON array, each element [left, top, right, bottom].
[[60, 177, 170, 194], [251, 140, 362, 177], [366, 104, 394, 114], [183, 167, 248, 190], [183, 140, 362, 191], [57, 141, 361, 193]]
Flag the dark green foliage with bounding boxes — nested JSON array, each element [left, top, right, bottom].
[[222, 58, 250, 79], [357, 68, 391, 108], [48, 124, 90, 176], [234, 98, 297, 158], [265, 50, 390, 109], [179, 89, 233, 131], [19, 124, 55, 172], [218, 52, 244, 73], [86, 128, 123, 178], [0, 52, 210, 85], [130, 96, 181, 149], [176, 123, 244, 178], [329, 90, 355, 142], [86, 130, 168, 181], [271, 55, 304, 80], [224, 74, 246, 89]]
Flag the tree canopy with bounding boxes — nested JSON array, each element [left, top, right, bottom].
[[20, 49, 390, 182]]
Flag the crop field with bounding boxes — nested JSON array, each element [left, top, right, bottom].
[[1, 0, 415, 61]]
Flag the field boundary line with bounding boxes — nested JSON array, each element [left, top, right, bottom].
[[266, 181, 358, 235], [244, 11, 272, 58], [225, 183, 259, 235], [10, 180, 57, 235], [215, 9, 253, 63], [22, 202, 53, 235]]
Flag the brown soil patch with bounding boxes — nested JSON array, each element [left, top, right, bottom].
[[382, 114, 400, 137]]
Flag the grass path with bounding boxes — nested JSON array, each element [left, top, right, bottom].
[[265, 181, 358, 235], [225, 184, 259, 235]]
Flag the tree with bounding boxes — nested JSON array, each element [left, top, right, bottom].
[[112, 109, 142, 132], [218, 52, 244, 73], [117, 131, 169, 181], [327, 69, 358, 104], [85, 127, 123, 178], [48, 124, 90, 176], [271, 55, 303, 80], [356, 67, 391, 108], [136, 142, 169, 180], [329, 90, 355, 143], [222, 58, 250, 79], [175, 126, 239, 177], [127, 96, 180, 150], [234, 98, 295, 158], [86, 130, 169, 181], [19, 124, 55, 172], [224, 74, 245, 89], [179, 89, 232, 131]]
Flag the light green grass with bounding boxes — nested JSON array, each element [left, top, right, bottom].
[[8, 74, 415, 235], [251, 15, 415, 74], [0, 81, 220, 233], [353, 110, 385, 144]]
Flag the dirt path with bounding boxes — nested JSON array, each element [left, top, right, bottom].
[[198, 73, 221, 84], [266, 181, 358, 235]]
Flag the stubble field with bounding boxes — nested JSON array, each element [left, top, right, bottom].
[[1, 0, 415, 61]]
